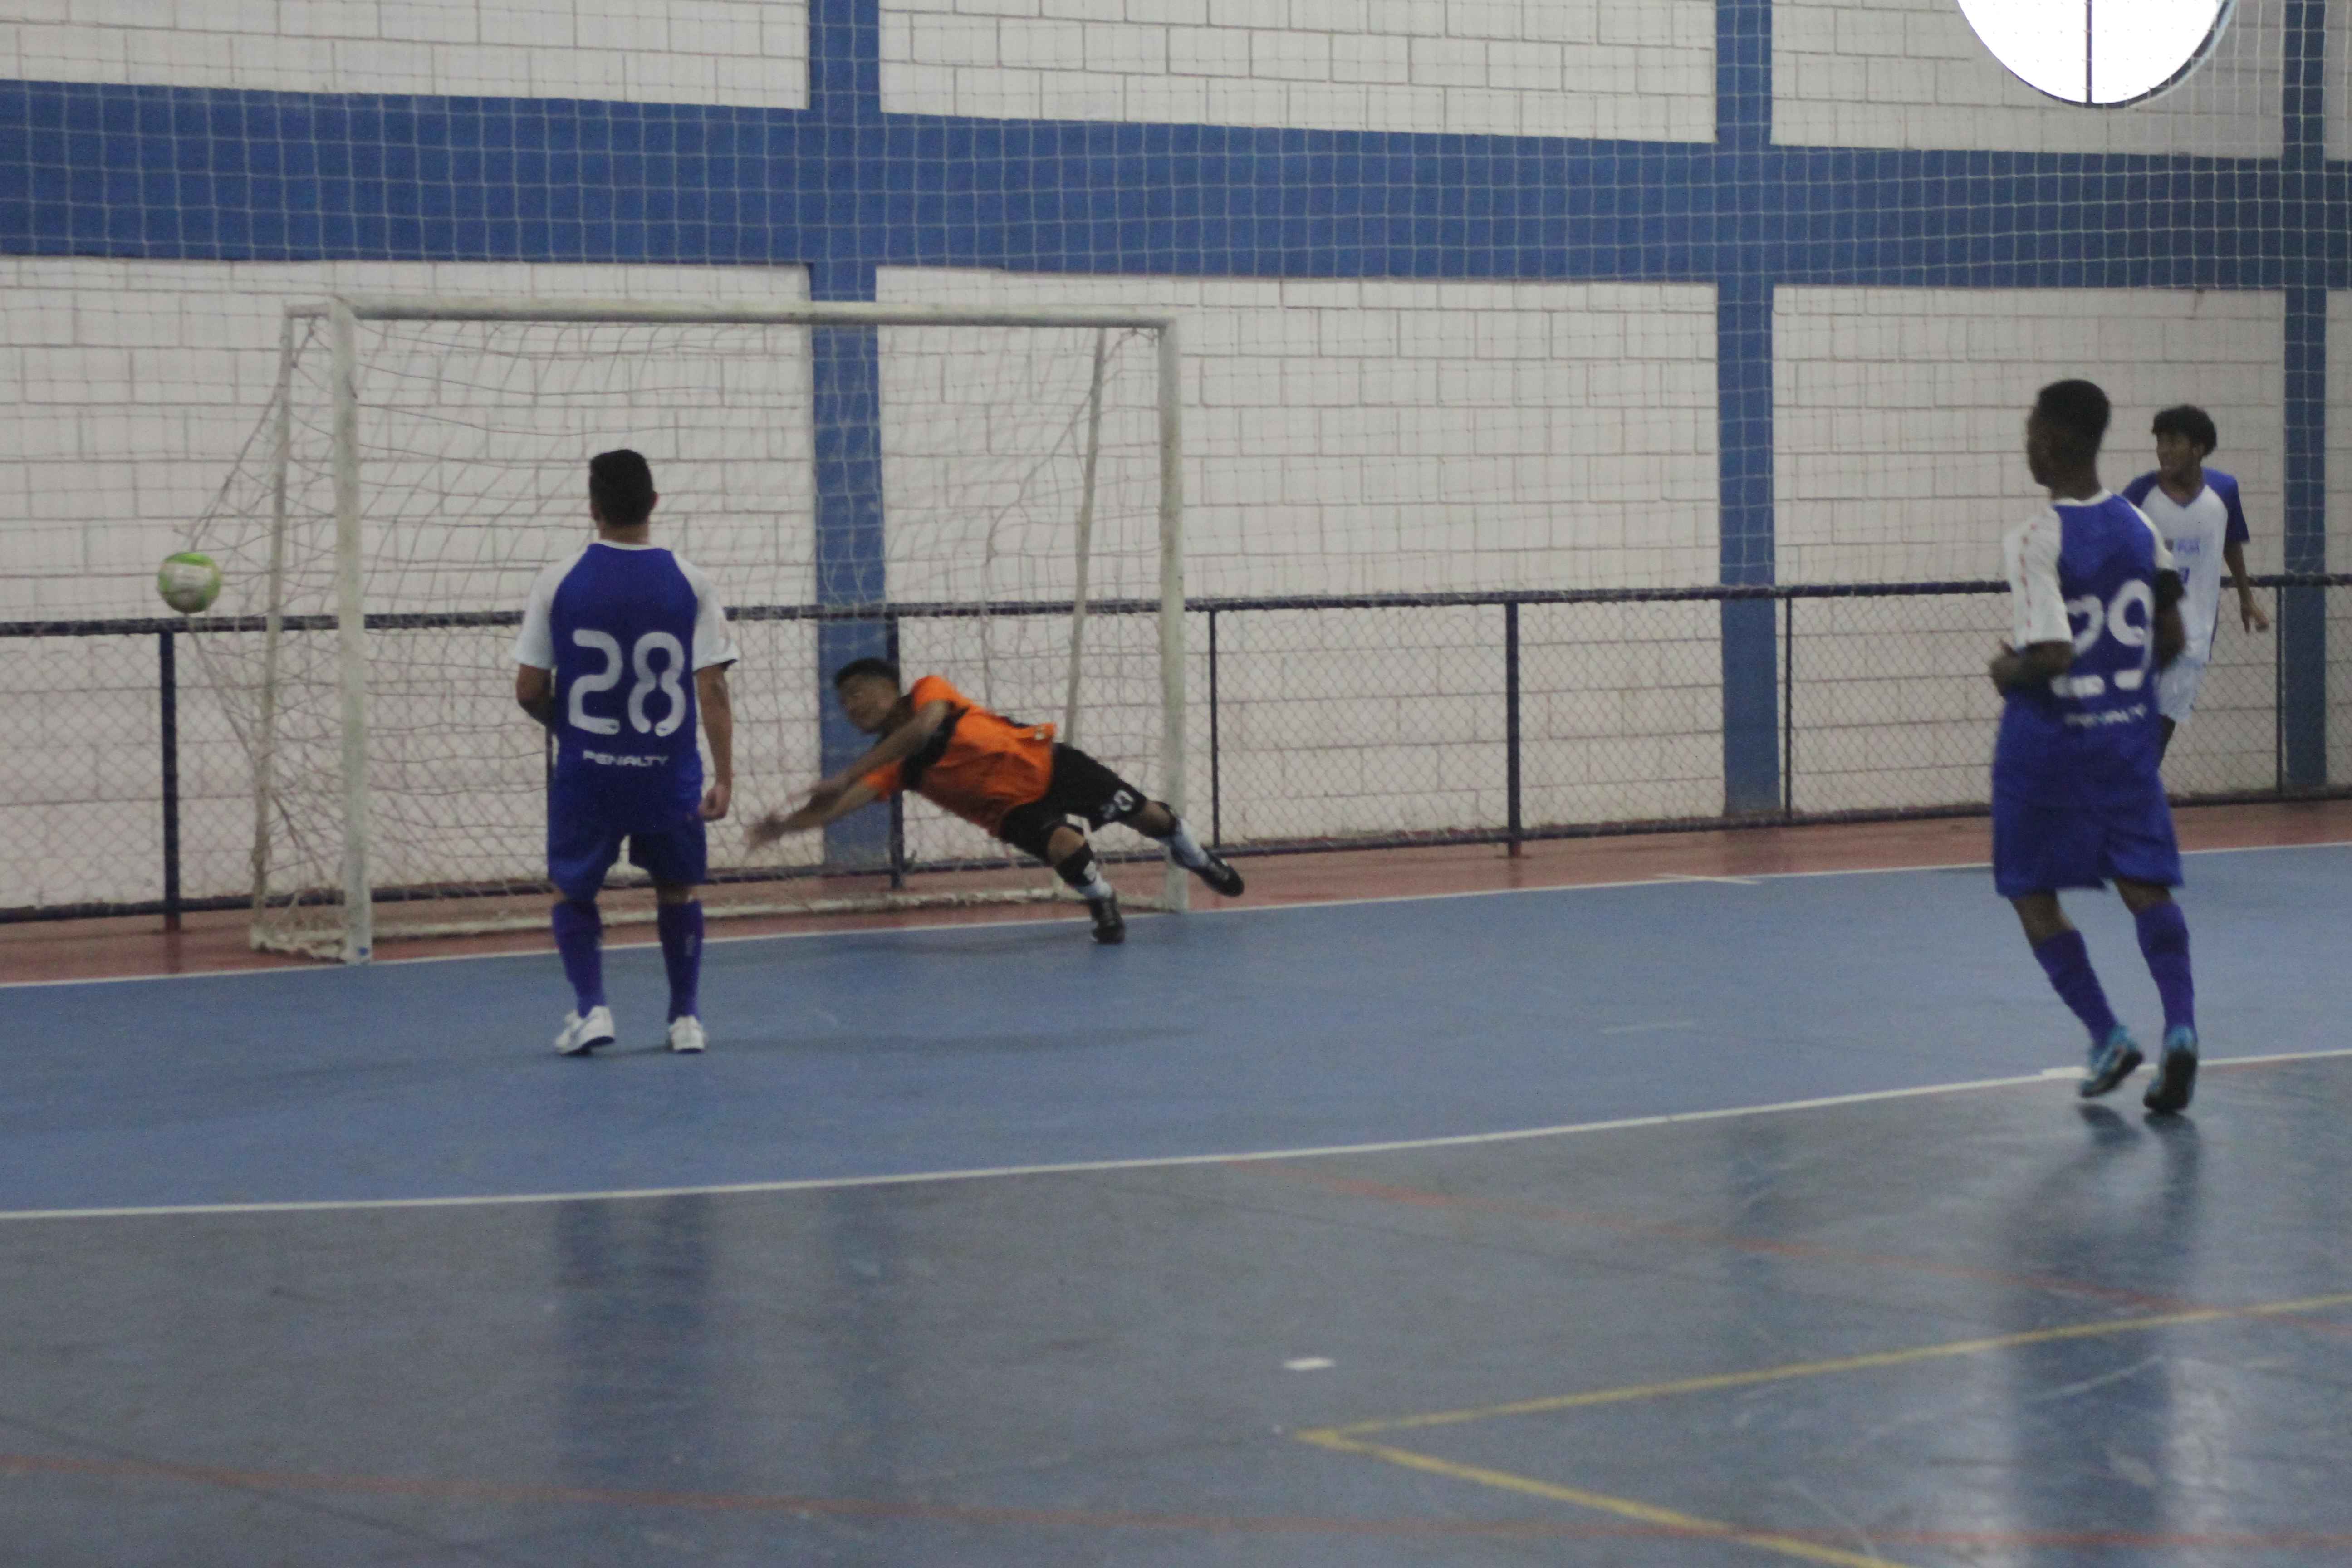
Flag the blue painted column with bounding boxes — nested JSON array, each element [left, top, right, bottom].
[[1717, 0, 1779, 813], [2281, 0, 2328, 788], [808, 0, 893, 867]]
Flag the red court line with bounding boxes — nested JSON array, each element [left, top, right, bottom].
[[11, 799, 2348, 985], [1245, 1119, 2352, 1341], [7, 1451, 2348, 1552]]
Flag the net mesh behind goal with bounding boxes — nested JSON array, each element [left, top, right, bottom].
[[183, 304, 1176, 958]]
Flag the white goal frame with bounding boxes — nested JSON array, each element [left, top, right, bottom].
[[257, 295, 1188, 962]]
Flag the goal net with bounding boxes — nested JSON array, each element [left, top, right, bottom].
[[181, 298, 1185, 960]]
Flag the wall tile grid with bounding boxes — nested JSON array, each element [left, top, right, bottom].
[[875, 267, 1723, 836], [2326, 292, 2352, 784], [1, 0, 807, 107], [881, 0, 1713, 137], [1777, 286, 2288, 809], [0, 258, 818, 910], [1776, 0, 2282, 155]]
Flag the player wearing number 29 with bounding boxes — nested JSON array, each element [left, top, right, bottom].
[[513, 450, 738, 1056], [1990, 381, 2199, 1113]]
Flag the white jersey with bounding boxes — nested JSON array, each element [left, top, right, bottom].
[[2120, 469, 2249, 667]]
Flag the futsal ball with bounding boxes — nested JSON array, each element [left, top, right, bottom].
[[157, 552, 222, 615]]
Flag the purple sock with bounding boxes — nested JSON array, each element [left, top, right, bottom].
[[2134, 901, 2195, 1036], [657, 900, 704, 1023], [550, 899, 605, 1014], [2032, 928, 2119, 1045]]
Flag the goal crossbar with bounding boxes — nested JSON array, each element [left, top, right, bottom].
[[293, 296, 1177, 332]]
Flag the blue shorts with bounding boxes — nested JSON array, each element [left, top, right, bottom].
[[548, 810, 708, 905], [1991, 769, 2181, 899]]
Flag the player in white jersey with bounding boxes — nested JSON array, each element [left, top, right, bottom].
[[2119, 405, 2268, 756]]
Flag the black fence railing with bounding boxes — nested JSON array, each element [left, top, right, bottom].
[[4, 575, 2346, 926]]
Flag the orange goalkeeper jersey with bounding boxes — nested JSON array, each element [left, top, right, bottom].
[[863, 675, 1056, 833]]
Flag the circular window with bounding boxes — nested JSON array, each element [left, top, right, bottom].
[[1956, 0, 2236, 106]]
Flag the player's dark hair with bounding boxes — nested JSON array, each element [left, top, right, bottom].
[[588, 449, 657, 528], [2033, 379, 2111, 464], [833, 657, 901, 688], [2151, 404, 2218, 456]]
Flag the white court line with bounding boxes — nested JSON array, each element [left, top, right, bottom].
[[6, 1045, 2350, 1226], [10, 838, 2348, 992]]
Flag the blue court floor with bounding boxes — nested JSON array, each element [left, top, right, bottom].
[[4, 846, 2350, 1564]]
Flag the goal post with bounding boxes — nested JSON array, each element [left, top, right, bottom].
[[185, 295, 1187, 960]]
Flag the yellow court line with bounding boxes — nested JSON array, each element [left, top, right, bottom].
[[1308, 1290, 2352, 1438], [1295, 1292, 2352, 1568], [1297, 1431, 1920, 1568]]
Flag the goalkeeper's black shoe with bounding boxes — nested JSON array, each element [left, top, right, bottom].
[[1088, 892, 1126, 945], [1192, 851, 1245, 898]]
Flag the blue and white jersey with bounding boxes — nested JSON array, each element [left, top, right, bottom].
[[1998, 492, 2175, 779], [513, 542, 736, 829], [2120, 468, 2249, 666]]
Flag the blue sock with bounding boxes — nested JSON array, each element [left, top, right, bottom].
[[551, 899, 605, 1014], [2032, 928, 2119, 1045], [657, 900, 704, 1023], [2134, 901, 2195, 1037]]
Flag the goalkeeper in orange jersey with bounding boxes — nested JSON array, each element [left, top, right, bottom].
[[748, 658, 1242, 943]]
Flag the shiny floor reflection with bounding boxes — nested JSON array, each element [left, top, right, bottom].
[[5, 1054, 2348, 1566]]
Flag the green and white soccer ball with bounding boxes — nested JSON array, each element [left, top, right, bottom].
[[157, 551, 222, 615]]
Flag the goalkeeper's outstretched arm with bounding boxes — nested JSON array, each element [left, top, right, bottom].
[[747, 779, 882, 849], [811, 698, 952, 804]]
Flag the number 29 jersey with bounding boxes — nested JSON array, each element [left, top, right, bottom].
[[513, 541, 737, 831], [1997, 491, 2175, 788]]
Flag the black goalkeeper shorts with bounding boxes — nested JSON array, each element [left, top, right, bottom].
[[994, 745, 1149, 863]]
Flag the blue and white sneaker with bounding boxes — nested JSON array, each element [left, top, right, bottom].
[[2078, 1024, 2144, 1099], [2142, 1024, 2198, 1114], [555, 1005, 616, 1056]]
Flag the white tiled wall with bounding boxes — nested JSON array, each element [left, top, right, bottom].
[[2, 0, 807, 108], [877, 266, 1722, 840], [2327, 292, 2352, 787], [0, 258, 813, 621], [879, 268, 1720, 596], [1778, 285, 2287, 808], [1777, 0, 2282, 155], [0, 259, 815, 912], [880, 0, 1715, 138], [1776, 287, 2285, 584]]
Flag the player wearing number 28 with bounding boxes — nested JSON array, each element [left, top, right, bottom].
[[513, 450, 738, 1056], [1990, 381, 2199, 1113]]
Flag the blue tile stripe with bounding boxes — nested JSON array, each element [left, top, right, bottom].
[[1, 86, 2334, 286], [0, 0, 2338, 808]]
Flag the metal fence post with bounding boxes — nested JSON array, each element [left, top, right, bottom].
[[1504, 600, 1522, 857], [884, 611, 906, 890], [2275, 582, 2287, 794], [1206, 607, 1222, 848], [158, 627, 183, 933], [1780, 593, 1795, 817]]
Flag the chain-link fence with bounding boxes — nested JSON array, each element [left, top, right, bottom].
[[4, 578, 2345, 923]]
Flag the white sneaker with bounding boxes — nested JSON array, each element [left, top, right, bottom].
[[555, 1005, 616, 1056], [666, 1016, 707, 1054]]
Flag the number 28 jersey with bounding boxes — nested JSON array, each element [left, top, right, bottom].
[[1998, 491, 2175, 782], [513, 541, 737, 829]]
